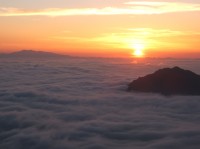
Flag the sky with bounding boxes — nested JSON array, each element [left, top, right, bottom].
[[1, 0, 200, 57]]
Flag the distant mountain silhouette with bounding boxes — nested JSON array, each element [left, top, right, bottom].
[[0, 50, 70, 58], [128, 67, 200, 95]]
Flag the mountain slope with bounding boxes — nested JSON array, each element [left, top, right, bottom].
[[0, 50, 70, 58]]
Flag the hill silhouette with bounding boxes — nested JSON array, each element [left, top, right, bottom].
[[0, 50, 70, 58], [128, 67, 200, 95]]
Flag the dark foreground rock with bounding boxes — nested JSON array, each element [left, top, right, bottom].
[[128, 67, 200, 95]]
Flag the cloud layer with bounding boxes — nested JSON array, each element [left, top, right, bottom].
[[0, 57, 200, 149], [1, 1, 200, 16]]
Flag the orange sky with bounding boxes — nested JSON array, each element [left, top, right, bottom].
[[1, 1, 200, 58]]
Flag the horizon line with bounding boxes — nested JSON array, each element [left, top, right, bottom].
[[0, 49, 200, 59]]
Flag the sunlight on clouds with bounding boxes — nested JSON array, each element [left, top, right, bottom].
[[125, 1, 200, 14], [1, 1, 200, 16], [75, 28, 200, 54], [49, 28, 200, 50], [126, 28, 187, 37], [89, 28, 186, 47], [34, 27, 200, 56]]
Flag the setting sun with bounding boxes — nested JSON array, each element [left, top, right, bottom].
[[133, 49, 144, 57], [131, 42, 145, 57]]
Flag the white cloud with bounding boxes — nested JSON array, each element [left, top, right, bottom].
[[125, 1, 200, 14], [0, 58, 200, 149], [0, 1, 200, 16], [0, 57, 200, 148]]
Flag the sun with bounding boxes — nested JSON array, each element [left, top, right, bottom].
[[132, 43, 145, 57]]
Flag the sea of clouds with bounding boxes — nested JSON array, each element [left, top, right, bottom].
[[0, 57, 200, 149]]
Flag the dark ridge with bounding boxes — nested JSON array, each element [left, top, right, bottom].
[[128, 67, 200, 95], [0, 50, 70, 59]]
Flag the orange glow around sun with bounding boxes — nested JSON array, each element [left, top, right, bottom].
[[131, 42, 145, 58]]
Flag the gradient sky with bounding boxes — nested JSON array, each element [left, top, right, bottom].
[[1, 0, 200, 57]]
